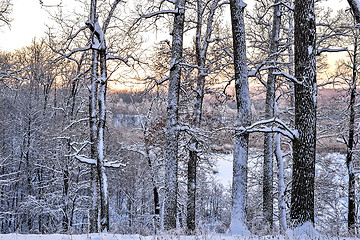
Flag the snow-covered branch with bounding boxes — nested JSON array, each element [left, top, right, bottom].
[[316, 47, 348, 56], [54, 46, 91, 63], [75, 155, 126, 168], [69, 141, 91, 156], [141, 9, 178, 19], [317, 32, 347, 46], [68, 25, 88, 40], [237, 117, 298, 140], [273, 70, 303, 85], [247, 127, 295, 140], [63, 118, 89, 132], [120, 144, 147, 158], [143, 76, 170, 94], [280, 1, 294, 11], [75, 155, 97, 165], [222, 47, 233, 60]]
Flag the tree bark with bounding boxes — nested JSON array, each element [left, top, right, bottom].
[[229, 0, 251, 235], [89, 0, 99, 232], [144, 147, 160, 216], [347, 0, 360, 23], [263, 0, 281, 233], [346, 28, 357, 235], [88, 0, 110, 232], [275, 132, 287, 233], [164, 0, 186, 231], [97, 46, 109, 232], [186, 0, 219, 234], [290, 0, 317, 227], [62, 141, 70, 233]]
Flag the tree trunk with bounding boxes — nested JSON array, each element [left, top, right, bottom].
[[290, 0, 317, 227], [89, 166, 99, 232], [145, 147, 160, 216], [229, 0, 251, 235], [263, 0, 281, 233], [97, 47, 109, 232], [164, 0, 186, 231], [87, 0, 110, 232], [62, 141, 71, 233], [187, 147, 197, 234], [346, 28, 357, 235], [89, 49, 99, 234], [186, 0, 218, 234], [347, 0, 360, 23], [275, 132, 287, 233], [89, 0, 99, 232]]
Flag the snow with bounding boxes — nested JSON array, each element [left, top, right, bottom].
[[275, 133, 287, 233], [231, 134, 249, 235], [75, 155, 97, 165], [102, 171, 108, 200], [212, 154, 233, 187], [286, 222, 321, 240], [354, 0, 360, 10], [230, 218, 251, 236], [0, 234, 141, 240], [0, 233, 357, 240], [313, 82, 317, 105], [308, 45, 313, 55], [292, 129, 299, 139], [237, 0, 247, 8]]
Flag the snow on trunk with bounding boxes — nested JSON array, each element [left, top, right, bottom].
[[87, 0, 110, 232], [229, 0, 251, 235], [345, 28, 358, 235], [275, 132, 287, 233], [97, 47, 109, 232], [164, 0, 186, 231], [347, 0, 360, 23], [89, 0, 99, 232], [291, 0, 317, 227]]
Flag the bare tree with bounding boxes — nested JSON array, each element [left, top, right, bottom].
[[262, 0, 282, 233], [229, 0, 251, 235], [88, 0, 100, 232], [186, 0, 223, 234], [333, 20, 359, 235], [290, 0, 317, 227], [163, 0, 186, 231], [87, 0, 123, 231], [344, 30, 358, 235]]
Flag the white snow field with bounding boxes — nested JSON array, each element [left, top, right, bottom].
[[0, 233, 358, 240], [0, 234, 259, 240]]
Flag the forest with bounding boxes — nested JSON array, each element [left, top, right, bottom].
[[0, 0, 360, 239]]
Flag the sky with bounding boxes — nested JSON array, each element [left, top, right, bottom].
[[0, 0, 78, 51], [0, 0, 350, 52], [0, 0, 46, 51]]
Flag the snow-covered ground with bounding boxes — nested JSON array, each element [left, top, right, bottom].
[[211, 153, 233, 187], [0, 233, 357, 240], [0, 153, 354, 240], [0, 233, 264, 240]]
